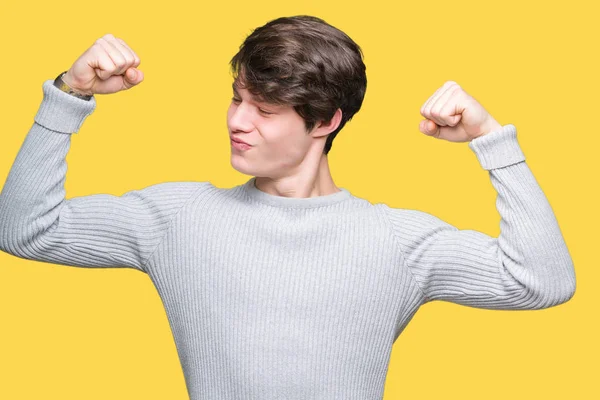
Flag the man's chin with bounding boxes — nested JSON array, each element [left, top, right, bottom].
[[230, 157, 253, 175]]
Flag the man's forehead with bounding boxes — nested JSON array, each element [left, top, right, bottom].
[[232, 80, 244, 93], [232, 79, 255, 96]]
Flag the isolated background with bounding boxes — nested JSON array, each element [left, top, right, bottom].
[[1, 1, 597, 399]]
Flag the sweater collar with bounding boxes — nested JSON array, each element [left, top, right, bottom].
[[242, 177, 353, 209]]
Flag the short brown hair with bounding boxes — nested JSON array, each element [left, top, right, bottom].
[[229, 15, 367, 155]]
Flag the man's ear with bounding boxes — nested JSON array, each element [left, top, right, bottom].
[[311, 108, 342, 138]]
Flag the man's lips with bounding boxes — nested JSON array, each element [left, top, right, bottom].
[[230, 136, 251, 146]]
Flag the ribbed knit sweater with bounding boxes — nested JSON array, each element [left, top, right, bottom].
[[0, 79, 576, 399]]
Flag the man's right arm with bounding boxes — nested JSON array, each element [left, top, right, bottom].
[[0, 79, 204, 273]]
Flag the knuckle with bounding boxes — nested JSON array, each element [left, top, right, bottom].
[[93, 42, 106, 54], [129, 52, 140, 65]]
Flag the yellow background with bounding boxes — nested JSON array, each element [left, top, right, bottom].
[[0, 0, 596, 399]]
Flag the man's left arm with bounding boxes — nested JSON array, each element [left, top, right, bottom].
[[383, 123, 576, 309], [382, 81, 576, 309], [467, 123, 576, 308]]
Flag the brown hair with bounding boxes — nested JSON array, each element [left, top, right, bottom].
[[229, 15, 367, 155]]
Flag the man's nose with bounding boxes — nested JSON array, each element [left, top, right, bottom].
[[229, 103, 254, 132]]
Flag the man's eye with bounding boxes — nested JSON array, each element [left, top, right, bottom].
[[232, 97, 273, 115]]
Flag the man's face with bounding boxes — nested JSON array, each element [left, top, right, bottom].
[[227, 80, 315, 178]]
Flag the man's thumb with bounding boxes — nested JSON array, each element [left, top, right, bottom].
[[420, 119, 439, 136], [126, 68, 141, 83]]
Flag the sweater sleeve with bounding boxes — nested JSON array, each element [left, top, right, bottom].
[[0, 79, 203, 273], [382, 124, 576, 310]]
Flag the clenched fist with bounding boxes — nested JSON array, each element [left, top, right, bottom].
[[419, 81, 503, 142], [62, 34, 144, 96]]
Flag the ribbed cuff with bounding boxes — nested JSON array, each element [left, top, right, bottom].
[[468, 124, 526, 170], [34, 79, 97, 134]]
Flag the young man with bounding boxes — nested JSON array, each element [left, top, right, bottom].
[[0, 15, 575, 400]]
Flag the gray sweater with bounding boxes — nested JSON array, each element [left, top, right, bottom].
[[0, 79, 576, 399]]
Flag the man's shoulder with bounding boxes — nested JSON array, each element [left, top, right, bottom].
[[123, 181, 214, 211], [141, 180, 213, 194], [375, 203, 453, 232]]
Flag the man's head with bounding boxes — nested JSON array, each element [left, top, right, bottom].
[[227, 15, 367, 179]]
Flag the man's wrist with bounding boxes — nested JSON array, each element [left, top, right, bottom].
[[53, 71, 93, 100], [473, 119, 503, 140]]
